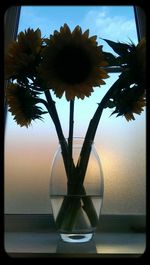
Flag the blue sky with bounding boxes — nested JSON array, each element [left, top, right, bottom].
[[18, 6, 138, 51]]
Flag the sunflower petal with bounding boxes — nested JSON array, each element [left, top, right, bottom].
[[83, 29, 89, 38]]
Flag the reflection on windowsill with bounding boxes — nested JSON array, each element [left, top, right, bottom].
[[56, 238, 97, 253]]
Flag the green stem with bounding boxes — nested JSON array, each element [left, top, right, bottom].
[[55, 196, 81, 231], [77, 75, 125, 185], [44, 90, 69, 178], [38, 91, 100, 231], [39, 75, 126, 232], [68, 100, 74, 189], [57, 76, 127, 231], [55, 158, 99, 231]]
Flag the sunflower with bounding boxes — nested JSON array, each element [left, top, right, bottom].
[[123, 38, 146, 85], [103, 37, 146, 86], [38, 24, 109, 100], [110, 86, 146, 121], [5, 83, 46, 127], [5, 28, 42, 80], [135, 38, 146, 84], [127, 38, 146, 86], [124, 96, 146, 121]]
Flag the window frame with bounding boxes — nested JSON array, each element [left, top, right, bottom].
[[4, 5, 146, 217], [4, 6, 21, 125]]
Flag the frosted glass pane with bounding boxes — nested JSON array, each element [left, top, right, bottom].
[[4, 6, 146, 214]]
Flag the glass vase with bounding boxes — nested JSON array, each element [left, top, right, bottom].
[[49, 137, 104, 243]]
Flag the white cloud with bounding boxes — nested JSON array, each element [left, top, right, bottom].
[[82, 7, 138, 45]]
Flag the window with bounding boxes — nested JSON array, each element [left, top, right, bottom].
[[4, 6, 146, 216]]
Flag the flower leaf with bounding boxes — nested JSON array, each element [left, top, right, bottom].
[[104, 99, 116, 109], [103, 52, 118, 66], [103, 38, 130, 57]]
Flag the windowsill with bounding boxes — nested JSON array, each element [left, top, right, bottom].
[[4, 214, 146, 257]]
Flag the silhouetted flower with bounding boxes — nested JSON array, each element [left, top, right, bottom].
[[38, 24, 109, 100]]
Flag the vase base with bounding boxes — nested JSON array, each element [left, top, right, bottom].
[[60, 233, 93, 243]]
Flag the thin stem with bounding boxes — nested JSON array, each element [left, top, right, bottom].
[[42, 90, 69, 177], [68, 100, 74, 187], [36, 93, 100, 230], [39, 88, 116, 230], [77, 74, 126, 185], [68, 100, 74, 147]]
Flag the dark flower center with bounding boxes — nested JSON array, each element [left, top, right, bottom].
[[53, 45, 92, 84]]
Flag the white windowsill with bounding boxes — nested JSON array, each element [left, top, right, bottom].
[[4, 214, 146, 257]]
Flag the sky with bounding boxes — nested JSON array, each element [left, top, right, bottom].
[[18, 6, 138, 46], [5, 6, 146, 214]]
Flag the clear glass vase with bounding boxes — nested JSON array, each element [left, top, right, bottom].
[[49, 137, 104, 243]]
